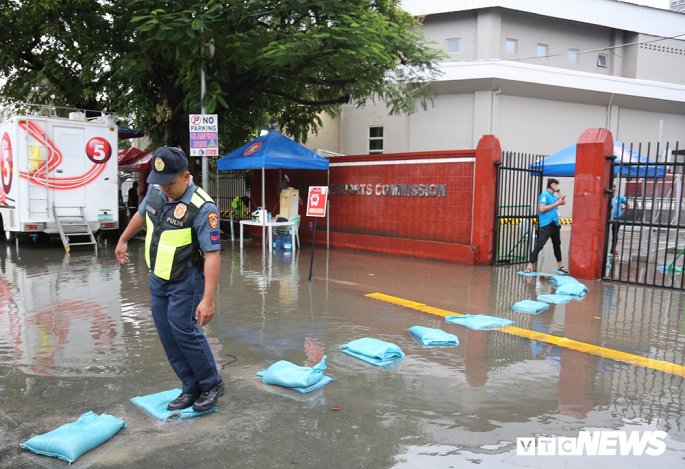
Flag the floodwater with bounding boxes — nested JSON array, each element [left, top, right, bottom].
[[0, 234, 684, 468]]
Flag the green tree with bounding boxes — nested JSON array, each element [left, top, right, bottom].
[[0, 0, 442, 152]]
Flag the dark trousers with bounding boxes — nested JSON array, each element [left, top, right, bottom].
[[610, 219, 622, 252], [149, 266, 221, 393], [529, 223, 562, 264]]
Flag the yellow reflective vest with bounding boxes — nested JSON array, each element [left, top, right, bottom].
[[144, 185, 214, 282]]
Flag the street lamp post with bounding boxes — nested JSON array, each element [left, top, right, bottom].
[[199, 2, 214, 190], [200, 62, 208, 190]]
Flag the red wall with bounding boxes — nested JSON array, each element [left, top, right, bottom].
[[248, 138, 502, 264], [328, 152, 474, 243]]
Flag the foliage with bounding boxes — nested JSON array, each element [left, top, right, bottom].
[[0, 0, 443, 151]]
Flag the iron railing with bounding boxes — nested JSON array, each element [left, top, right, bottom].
[[207, 170, 252, 219], [604, 141, 684, 289], [494, 152, 544, 265]]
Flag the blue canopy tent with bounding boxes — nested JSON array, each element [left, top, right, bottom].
[[217, 130, 329, 172], [217, 130, 330, 247], [532, 141, 666, 178]]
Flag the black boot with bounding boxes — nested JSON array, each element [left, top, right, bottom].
[[167, 391, 201, 411], [192, 382, 225, 411]]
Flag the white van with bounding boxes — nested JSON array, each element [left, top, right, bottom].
[[0, 112, 118, 249]]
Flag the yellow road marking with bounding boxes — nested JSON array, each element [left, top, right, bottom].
[[365, 292, 685, 378]]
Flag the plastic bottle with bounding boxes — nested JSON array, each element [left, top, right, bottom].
[[273, 233, 283, 250], [283, 234, 292, 251]]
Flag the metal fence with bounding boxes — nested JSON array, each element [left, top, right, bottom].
[[207, 170, 253, 220], [604, 142, 685, 289], [494, 152, 544, 265]]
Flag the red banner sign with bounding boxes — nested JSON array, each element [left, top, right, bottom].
[[306, 186, 328, 217]]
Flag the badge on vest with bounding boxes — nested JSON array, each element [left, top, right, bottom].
[[146, 205, 157, 215], [174, 203, 188, 219]]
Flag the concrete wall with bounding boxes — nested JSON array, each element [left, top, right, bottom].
[[408, 94, 475, 151], [340, 104, 409, 155], [307, 93, 683, 159], [633, 34, 685, 84], [423, 9, 620, 76], [422, 11, 479, 61], [496, 95, 606, 154], [614, 107, 685, 149], [498, 10, 613, 75], [307, 112, 340, 155]]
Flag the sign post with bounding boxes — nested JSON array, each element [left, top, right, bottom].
[[306, 186, 328, 281], [189, 114, 219, 189], [189, 114, 219, 157]]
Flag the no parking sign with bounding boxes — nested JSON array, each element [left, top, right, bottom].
[[306, 186, 328, 217]]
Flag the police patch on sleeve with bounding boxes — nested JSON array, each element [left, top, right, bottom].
[[208, 212, 219, 229], [210, 231, 221, 245]]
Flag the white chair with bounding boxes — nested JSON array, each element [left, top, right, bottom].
[[275, 214, 300, 250], [289, 215, 301, 250]]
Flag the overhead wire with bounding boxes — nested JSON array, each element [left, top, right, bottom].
[[467, 32, 685, 64]]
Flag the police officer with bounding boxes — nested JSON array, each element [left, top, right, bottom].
[[115, 147, 224, 412]]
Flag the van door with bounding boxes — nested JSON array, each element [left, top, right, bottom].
[[51, 125, 86, 209]]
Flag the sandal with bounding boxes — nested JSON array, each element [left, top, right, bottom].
[[557, 266, 569, 275], [523, 268, 533, 274]]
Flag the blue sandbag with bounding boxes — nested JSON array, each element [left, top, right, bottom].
[[130, 388, 217, 421], [21, 411, 126, 463], [340, 337, 405, 366], [536, 294, 573, 304], [408, 326, 459, 346], [445, 314, 513, 330], [555, 281, 589, 297], [549, 275, 579, 287], [512, 300, 550, 314], [256, 355, 334, 393]]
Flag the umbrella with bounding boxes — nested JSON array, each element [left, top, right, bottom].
[[532, 141, 666, 178]]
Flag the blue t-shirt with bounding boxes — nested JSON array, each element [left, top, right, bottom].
[[139, 183, 221, 252], [612, 195, 627, 219], [538, 190, 560, 228]]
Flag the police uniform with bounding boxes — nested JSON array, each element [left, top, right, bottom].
[[138, 181, 222, 396]]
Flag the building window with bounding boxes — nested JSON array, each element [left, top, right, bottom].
[[597, 54, 608, 67], [505, 38, 518, 55], [446, 37, 460, 53], [369, 126, 384, 154], [537, 43, 549, 58], [568, 49, 579, 64]]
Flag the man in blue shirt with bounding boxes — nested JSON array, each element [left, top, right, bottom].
[[525, 178, 567, 274], [115, 147, 224, 412], [610, 187, 628, 256]]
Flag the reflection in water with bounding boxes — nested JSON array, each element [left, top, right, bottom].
[[0, 244, 133, 376], [0, 241, 683, 467]]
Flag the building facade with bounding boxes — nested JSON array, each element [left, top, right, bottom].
[[671, 0, 685, 13], [306, 0, 685, 158]]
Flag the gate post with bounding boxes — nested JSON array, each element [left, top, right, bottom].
[[473, 135, 502, 265], [569, 129, 613, 279]]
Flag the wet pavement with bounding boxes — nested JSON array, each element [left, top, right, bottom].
[[0, 234, 684, 468]]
